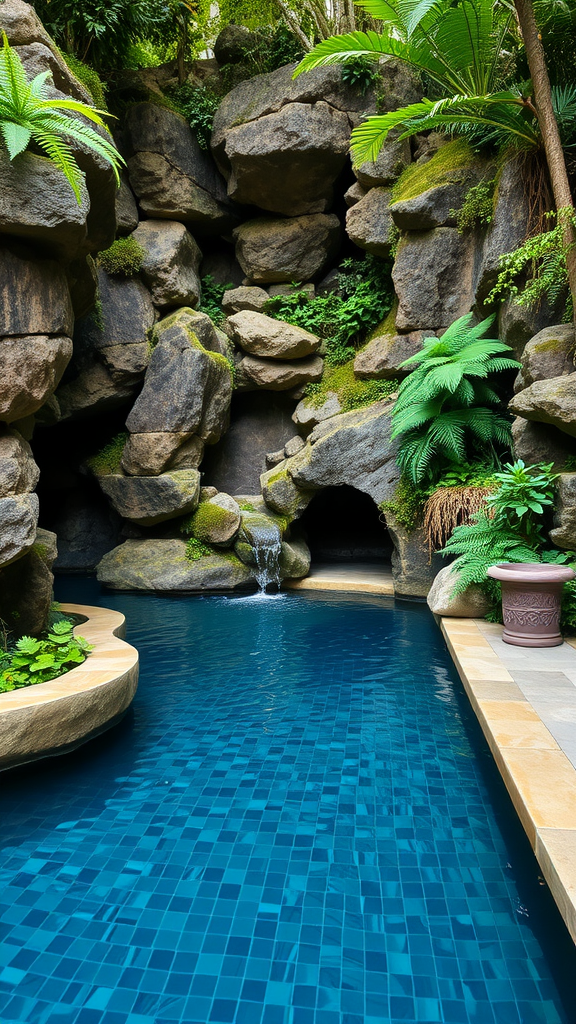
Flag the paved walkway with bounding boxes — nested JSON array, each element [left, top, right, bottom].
[[442, 617, 576, 944], [283, 562, 394, 596]]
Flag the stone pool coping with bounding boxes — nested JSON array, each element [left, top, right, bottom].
[[284, 563, 395, 596], [441, 616, 576, 944], [0, 604, 139, 772]]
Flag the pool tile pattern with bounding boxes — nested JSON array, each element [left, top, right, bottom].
[[0, 587, 574, 1024]]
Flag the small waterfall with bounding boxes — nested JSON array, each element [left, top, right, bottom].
[[250, 521, 282, 592]]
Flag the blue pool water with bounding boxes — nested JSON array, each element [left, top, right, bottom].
[[0, 580, 575, 1024]]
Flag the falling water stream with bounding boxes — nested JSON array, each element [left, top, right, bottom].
[[249, 520, 282, 591]]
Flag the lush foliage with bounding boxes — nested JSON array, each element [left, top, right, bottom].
[[198, 275, 230, 326], [379, 461, 496, 533], [391, 313, 520, 486], [0, 34, 122, 203], [453, 178, 496, 233], [98, 237, 146, 277], [0, 618, 93, 692], [340, 56, 379, 94], [293, 0, 576, 166], [87, 432, 128, 475], [265, 254, 394, 367], [488, 206, 576, 318], [443, 460, 558, 594], [170, 83, 220, 149], [63, 51, 108, 108], [185, 537, 213, 560], [304, 360, 398, 411]]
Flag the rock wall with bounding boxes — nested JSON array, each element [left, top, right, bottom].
[[1, 1, 571, 605]]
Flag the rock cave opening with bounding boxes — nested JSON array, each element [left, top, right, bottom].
[[299, 485, 393, 565]]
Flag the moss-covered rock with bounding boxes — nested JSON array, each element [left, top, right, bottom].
[[514, 325, 575, 393], [97, 538, 254, 591], [186, 493, 241, 547], [99, 470, 200, 526], [509, 373, 576, 438]]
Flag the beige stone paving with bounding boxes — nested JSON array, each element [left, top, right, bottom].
[[442, 616, 576, 944], [284, 562, 394, 596]]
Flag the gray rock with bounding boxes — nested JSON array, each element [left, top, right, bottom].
[[222, 286, 269, 315], [475, 156, 531, 306], [498, 294, 567, 357], [97, 538, 254, 591], [550, 474, 576, 549], [214, 23, 255, 64], [0, 492, 39, 569], [99, 469, 201, 526], [220, 101, 350, 215], [161, 306, 229, 358], [284, 435, 305, 458], [0, 149, 90, 259], [345, 187, 394, 256], [393, 228, 477, 331], [0, 0, 54, 48], [344, 181, 366, 207], [385, 511, 443, 598], [116, 176, 139, 235], [188, 493, 242, 547], [390, 180, 468, 231], [126, 309, 233, 444], [124, 103, 238, 235], [355, 134, 411, 189], [133, 220, 202, 310], [201, 248, 244, 289], [514, 325, 575, 392], [238, 353, 324, 390], [56, 361, 137, 420], [426, 563, 491, 616], [292, 392, 343, 437], [72, 268, 155, 385], [0, 243, 73, 337], [121, 432, 202, 477], [0, 544, 53, 635], [0, 335, 72, 422], [268, 283, 315, 299], [51, 490, 121, 571], [266, 449, 285, 468], [227, 310, 320, 359], [279, 535, 311, 579], [234, 213, 341, 284], [509, 374, 576, 437], [354, 329, 432, 380], [0, 429, 39, 496], [511, 417, 576, 470], [67, 255, 98, 320]]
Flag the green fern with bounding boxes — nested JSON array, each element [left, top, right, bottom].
[[0, 33, 123, 204], [391, 313, 520, 485]]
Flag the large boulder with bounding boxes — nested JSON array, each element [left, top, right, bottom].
[[211, 64, 373, 216], [237, 353, 323, 391], [126, 309, 233, 443], [509, 374, 576, 437], [354, 328, 432, 380], [475, 157, 531, 306], [0, 150, 90, 259], [0, 243, 73, 338], [188, 493, 242, 547], [0, 335, 72, 423], [511, 417, 576, 470], [124, 103, 238, 235], [0, 493, 39, 568], [392, 228, 477, 331], [390, 179, 471, 231], [262, 400, 400, 516], [345, 188, 394, 256], [550, 474, 576, 550], [0, 539, 54, 636], [384, 511, 443, 598], [427, 563, 492, 617], [98, 469, 201, 526], [498, 294, 567, 357], [121, 432, 205, 477], [71, 268, 155, 387], [234, 214, 341, 284], [514, 325, 575, 392], [213, 23, 254, 64], [0, 429, 39, 496], [97, 538, 254, 591], [227, 310, 321, 359], [56, 362, 136, 420], [279, 535, 311, 579], [132, 220, 202, 310], [222, 286, 270, 315]]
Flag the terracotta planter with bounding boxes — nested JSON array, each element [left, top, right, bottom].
[[487, 563, 576, 647]]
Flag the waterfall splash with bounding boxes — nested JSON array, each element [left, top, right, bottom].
[[250, 521, 282, 592]]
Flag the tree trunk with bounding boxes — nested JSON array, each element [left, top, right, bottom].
[[514, 0, 576, 324]]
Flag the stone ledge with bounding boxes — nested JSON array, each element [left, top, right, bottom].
[[441, 616, 576, 944], [0, 603, 139, 771]]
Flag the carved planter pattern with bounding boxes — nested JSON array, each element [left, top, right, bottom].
[[487, 563, 576, 647]]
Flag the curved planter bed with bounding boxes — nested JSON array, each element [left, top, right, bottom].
[[0, 604, 139, 772]]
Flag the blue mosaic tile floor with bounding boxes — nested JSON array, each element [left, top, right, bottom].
[[0, 580, 575, 1024]]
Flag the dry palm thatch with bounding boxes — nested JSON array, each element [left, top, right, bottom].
[[423, 486, 493, 557]]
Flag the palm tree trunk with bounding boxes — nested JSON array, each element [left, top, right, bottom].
[[514, 0, 576, 323]]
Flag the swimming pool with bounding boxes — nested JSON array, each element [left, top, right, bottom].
[[0, 579, 574, 1024]]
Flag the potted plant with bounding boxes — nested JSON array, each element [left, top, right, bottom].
[[487, 562, 575, 647]]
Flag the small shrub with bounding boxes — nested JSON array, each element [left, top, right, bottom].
[[0, 619, 93, 692], [341, 56, 379, 95], [87, 432, 128, 476], [199, 274, 230, 326], [169, 83, 220, 149], [98, 237, 146, 277], [185, 537, 213, 561], [453, 178, 496, 233]]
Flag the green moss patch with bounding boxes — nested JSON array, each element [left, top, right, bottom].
[[87, 432, 128, 476], [391, 140, 477, 203], [98, 237, 145, 277], [185, 537, 213, 561], [304, 359, 399, 412]]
